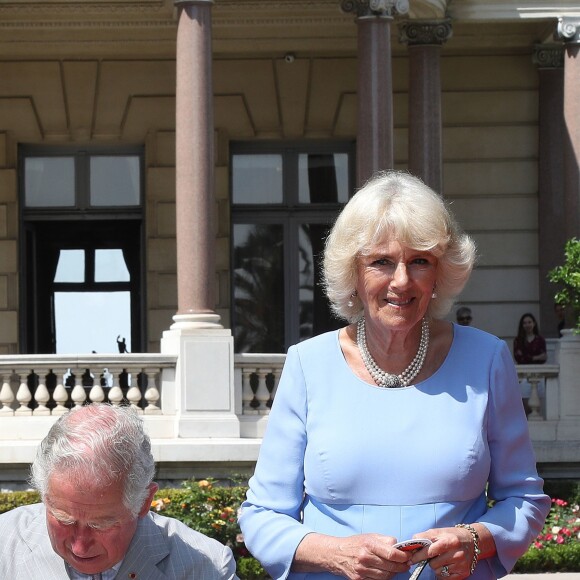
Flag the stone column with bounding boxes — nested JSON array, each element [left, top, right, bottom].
[[162, 0, 238, 438], [533, 45, 565, 337], [173, 0, 220, 330], [557, 18, 580, 242], [399, 19, 452, 194], [341, 0, 410, 187]]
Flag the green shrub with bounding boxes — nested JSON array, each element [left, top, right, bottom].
[[0, 490, 39, 513], [514, 543, 580, 572], [151, 479, 267, 580], [4, 481, 580, 577]]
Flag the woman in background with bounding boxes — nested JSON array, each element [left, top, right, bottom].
[[513, 312, 547, 415]]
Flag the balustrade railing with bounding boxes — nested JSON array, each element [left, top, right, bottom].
[[516, 364, 559, 421], [0, 355, 561, 425], [234, 353, 286, 415], [0, 354, 177, 416]]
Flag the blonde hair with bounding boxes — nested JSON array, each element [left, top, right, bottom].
[[323, 171, 476, 322]]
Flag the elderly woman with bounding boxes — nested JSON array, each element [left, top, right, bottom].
[[239, 171, 550, 580]]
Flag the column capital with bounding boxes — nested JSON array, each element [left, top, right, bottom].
[[174, 0, 213, 6], [556, 17, 580, 45], [533, 44, 564, 69], [399, 18, 452, 46], [341, 0, 409, 20]]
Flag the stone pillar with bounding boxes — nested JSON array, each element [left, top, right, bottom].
[[162, 0, 238, 438], [341, 0, 410, 187], [533, 45, 565, 337], [557, 18, 580, 242], [399, 19, 452, 194], [173, 0, 220, 330]]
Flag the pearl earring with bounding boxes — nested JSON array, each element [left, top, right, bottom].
[[348, 290, 357, 308], [432, 286, 437, 299]]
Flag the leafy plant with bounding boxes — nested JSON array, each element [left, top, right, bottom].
[[151, 479, 268, 579], [514, 498, 580, 572], [549, 237, 580, 333]]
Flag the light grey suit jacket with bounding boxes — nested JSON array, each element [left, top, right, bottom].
[[0, 503, 239, 579]]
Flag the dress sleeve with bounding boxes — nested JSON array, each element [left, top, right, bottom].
[[238, 345, 313, 580], [476, 340, 551, 576]]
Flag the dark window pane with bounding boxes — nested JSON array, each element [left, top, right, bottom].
[[90, 156, 140, 206], [233, 224, 284, 353], [298, 153, 349, 203], [24, 157, 75, 207], [298, 224, 342, 342], [232, 154, 283, 204]]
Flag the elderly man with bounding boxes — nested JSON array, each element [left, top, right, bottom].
[[455, 305, 473, 326], [0, 403, 238, 580]]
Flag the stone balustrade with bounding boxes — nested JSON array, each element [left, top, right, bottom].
[[0, 354, 561, 423], [516, 364, 559, 421], [0, 347, 578, 483], [0, 354, 177, 418]]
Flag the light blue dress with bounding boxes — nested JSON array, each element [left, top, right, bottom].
[[239, 324, 550, 580]]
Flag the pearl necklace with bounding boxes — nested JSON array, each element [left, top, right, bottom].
[[356, 317, 430, 388]]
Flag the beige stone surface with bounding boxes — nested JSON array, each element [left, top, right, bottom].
[[155, 202, 176, 238], [0, 311, 17, 343], [147, 167, 176, 201], [0, 275, 8, 309], [0, 169, 16, 202], [444, 160, 537, 196], [157, 273, 177, 309], [471, 232, 539, 265], [147, 238, 177, 273], [0, 240, 17, 272], [0, 206, 6, 238]]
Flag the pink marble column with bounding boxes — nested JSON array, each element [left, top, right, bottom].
[[557, 18, 580, 242], [399, 19, 452, 194], [341, 0, 409, 187], [173, 0, 220, 328], [534, 45, 565, 337]]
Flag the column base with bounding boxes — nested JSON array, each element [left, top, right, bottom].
[[170, 312, 223, 330], [161, 326, 240, 438]]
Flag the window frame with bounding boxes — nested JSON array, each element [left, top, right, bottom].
[[18, 145, 146, 354], [231, 140, 355, 352]]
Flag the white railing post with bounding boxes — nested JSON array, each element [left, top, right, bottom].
[[241, 368, 256, 414], [15, 372, 32, 416], [52, 367, 70, 415], [0, 372, 14, 416], [143, 366, 162, 415], [255, 370, 270, 414], [108, 366, 124, 406], [527, 374, 543, 420], [70, 366, 87, 407], [33, 371, 51, 416], [126, 366, 143, 413]]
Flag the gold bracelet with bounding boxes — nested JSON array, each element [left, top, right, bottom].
[[455, 523, 480, 575]]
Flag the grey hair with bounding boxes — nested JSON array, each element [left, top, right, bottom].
[[30, 403, 155, 517], [323, 170, 476, 322]]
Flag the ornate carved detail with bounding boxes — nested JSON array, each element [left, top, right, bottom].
[[341, 0, 409, 19], [533, 44, 564, 69], [557, 17, 580, 45], [174, 0, 213, 5], [399, 19, 452, 45]]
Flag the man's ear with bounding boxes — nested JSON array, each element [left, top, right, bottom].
[[138, 482, 159, 518]]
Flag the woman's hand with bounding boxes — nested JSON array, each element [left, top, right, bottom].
[[409, 524, 495, 579], [293, 532, 412, 580]]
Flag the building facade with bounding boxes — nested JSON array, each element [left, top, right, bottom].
[[0, 0, 580, 482]]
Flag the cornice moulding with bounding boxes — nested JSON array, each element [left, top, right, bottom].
[[449, 0, 580, 21]]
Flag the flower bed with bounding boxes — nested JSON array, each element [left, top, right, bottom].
[[2, 480, 579, 579]]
